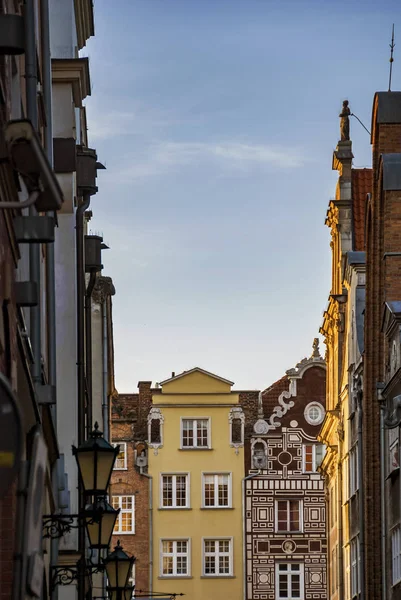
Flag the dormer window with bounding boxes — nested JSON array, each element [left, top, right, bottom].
[[229, 407, 245, 447], [148, 407, 164, 450]]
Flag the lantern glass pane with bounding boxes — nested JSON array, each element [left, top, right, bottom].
[[78, 452, 95, 491], [95, 452, 116, 492]]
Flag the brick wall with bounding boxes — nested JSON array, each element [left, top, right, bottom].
[[363, 96, 401, 600]]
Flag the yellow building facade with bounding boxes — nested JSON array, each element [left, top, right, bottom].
[[147, 368, 245, 600], [319, 120, 370, 599]]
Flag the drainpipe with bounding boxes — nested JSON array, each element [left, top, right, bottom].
[[40, 0, 59, 596], [242, 471, 261, 600], [379, 404, 386, 600], [76, 195, 90, 446], [25, 0, 41, 391], [85, 271, 96, 435], [337, 463, 344, 599], [102, 299, 109, 441], [141, 471, 153, 594], [357, 392, 366, 600], [76, 194, 90, 600]]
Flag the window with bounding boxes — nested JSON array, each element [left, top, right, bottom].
[[302, 444, 324, 473], [392, 527, 401, 586], [112, 442, 127, 470], [181, 418, 210, 449], [202, 473, 231, 508], [389, 427, 399, 475], [161, 540, 189, 577], [275, 500, 302, 532], [304, 402, 324, 426], [229, 407, 244, 446], [148, 407, 164, 448], [112, 495, 135, 534], [343, 455, 350, 504], [349, 445, 359, 496], [330, 484, 337, 530], [161, 474, 189, 508], [350, 537, 360, 596], [203, 539, 233, 576], [331, 545, 338, 595], [344, 545, 351, 600], [275, 563, 304, 599]]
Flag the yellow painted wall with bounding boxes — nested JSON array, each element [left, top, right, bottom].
[[148, 370, 244, 600]]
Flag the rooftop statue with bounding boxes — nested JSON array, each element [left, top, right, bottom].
[[339, 100, 350, 141]]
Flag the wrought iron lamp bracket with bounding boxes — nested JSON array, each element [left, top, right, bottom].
[[43, 511, 100, 539]]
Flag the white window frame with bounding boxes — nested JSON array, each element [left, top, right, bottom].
[[349, 445, 359, 497], [160, 539, 190, 577], [202, 537, 233, 577], [112, 495, 135, 534], [160, 473, 190, 508], [201, 473, 232, 508], [275, 499, 303, 533], [112, 442, 127, 470], [302, 444, 324, 473], [180, 417, 211, 449], [389, 428, 400, 475], [350, 537, 360, 596], [392, 526, 401, 586], [344, 545, 351, 600], [275, 562, 304, 600]]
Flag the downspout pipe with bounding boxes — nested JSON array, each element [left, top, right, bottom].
[[102, 299, 109, 441], [76, 194, 90, 600], [85, 271, 96, 435], [242, 471, 261, 600], [25, 0, 41, 390], [358, 392, 366, 600], [141, 471, 153, 594], [40, 0, 59, 596], [379, 404, 387, 600], [76, 194, 90, 446]]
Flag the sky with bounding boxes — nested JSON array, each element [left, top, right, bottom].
[[83, 0, 400, 392]]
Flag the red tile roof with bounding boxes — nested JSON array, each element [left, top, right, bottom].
[[262, 374, 289, 418], [352, 168, 373, 251]]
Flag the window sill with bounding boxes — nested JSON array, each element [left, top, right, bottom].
[[113, 468, 128, 471], [201, 575, 236, 579], [200, 507, 234, 510], [158, 507, 192, 510], [158, 576, 193, 580], [113, 532, 135, 535], [179, 447, 213, 451]]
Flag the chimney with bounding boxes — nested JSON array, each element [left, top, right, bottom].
[[371, 92, 401, 177]]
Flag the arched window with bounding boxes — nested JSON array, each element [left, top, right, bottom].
[[251, 438, 267, 469], [147, 408, 164, 451], [229, 407, 245, 447]]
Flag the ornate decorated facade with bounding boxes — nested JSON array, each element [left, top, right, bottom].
[[319, 105, 372, 600], [245, 343, 327, 600]]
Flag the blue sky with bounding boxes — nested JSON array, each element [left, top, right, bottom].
[[84, 0, 400, 391]]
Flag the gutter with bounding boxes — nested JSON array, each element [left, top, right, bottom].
[[379, 405, 386, 600], [102, 299, 109, 440], [242, 471, 260, 600], [358, 392, 366, 600], [40, 0, 59, 595], [85, 271, 96, 434]]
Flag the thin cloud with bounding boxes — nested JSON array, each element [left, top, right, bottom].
[[104, 140, 305, 183]]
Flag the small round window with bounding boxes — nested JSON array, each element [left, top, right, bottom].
[[304, 402, 324, 426]]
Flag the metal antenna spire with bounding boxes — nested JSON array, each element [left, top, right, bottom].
[[389, 24, 395, 92]]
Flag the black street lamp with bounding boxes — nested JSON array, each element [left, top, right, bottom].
[[73, 422, 119, 497], [85, 496, 119, 549], [104, 541, 136, 600]]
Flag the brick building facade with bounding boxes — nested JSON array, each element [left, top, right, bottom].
[[110, 383, 154, 593]]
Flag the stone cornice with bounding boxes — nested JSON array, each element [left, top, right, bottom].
[[74, 0, 95, 50], [52, 58, 91, 107]]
